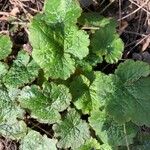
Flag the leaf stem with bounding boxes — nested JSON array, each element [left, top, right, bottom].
[[123, 124, 130, 150]]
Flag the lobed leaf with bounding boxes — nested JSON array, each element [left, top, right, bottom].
[[0, 86, 27, 140], [91, 25, 124, 63], [89, 110, 138, 147], [70, 75, 99, 114], [19, 82, 71, 124], [29, 0, 89, 79], [76, 138, 100, 150], [91, 60, 150, 126], [19, 130, 57, 150], [3, 51, 39, 88], [53, 109, 90, 149], [43, 0, 81, 25]]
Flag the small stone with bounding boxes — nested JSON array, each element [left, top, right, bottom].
[[142, 51, 150, 64], [132, 53, 142, 61]]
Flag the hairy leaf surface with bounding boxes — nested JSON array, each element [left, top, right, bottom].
[[91, 25, 124, 63], [3, 51, 39, 88], [53, 109, 90, 149], [19, 82, 71, 124], [29, 0, 89, 79], [0, 35, 12, 60], [76, 138, 100, 150], [20, 130, 57, 150], [0, 87, 27, 140], [89, 110, 138, 146], [91, 60, 150, 125], [70, 75, 100, 114]]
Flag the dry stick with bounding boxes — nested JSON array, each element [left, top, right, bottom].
[[99, 0, 106, 6], [118, 0, 122, 30], [100, 0, 115, 14], [118, 0, 149, 21], [125, 34, 150, 57], [129, 0, 150, 15], [81, 26, 100, 30], [121, 30, 147, 37], [130, 34, 150, 49], [123, 124, 130, 150], [134, 10, 143, 40]]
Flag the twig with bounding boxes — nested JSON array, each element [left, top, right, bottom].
[[118, 0, 149, 21], [129, 0, 150, 15], [81, 26, 100, 30], [100, 0, 115, 14]]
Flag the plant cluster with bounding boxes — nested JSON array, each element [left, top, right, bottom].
[[0, 0, 150, 149]]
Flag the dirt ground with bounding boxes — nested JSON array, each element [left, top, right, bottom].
[[0, 0, 150, 149]]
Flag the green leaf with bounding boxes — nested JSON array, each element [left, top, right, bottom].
[[29, 2, 89, 79], [115, 60, 150, 82], [3, 51, 39, 88], [78, 12, 116, 28], [0, 120, 27, 140], [90, 72, 114, 108], [91, 60, 150, 125], [70, 75, 100, 114], [43, 0, 81, 25], [0, 86, 27, 140], [76, 138, 100, 150], [53, 109, 90, 149], [19, 130, 57, 150], [19, 82, 71, 124], [91, 25, 124, 63], [0, 35, 12, 60], [99, 144, 115, 150], [89, 110, 138, 146], [0, 62, 8, 79]]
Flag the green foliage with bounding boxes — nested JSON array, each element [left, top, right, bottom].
[[19, 82, 71, 124], [70, 74, 102, 114], [0, 35, 12, 60], [3, 51, 39, 88], [0, 0, 150, 149], [89, 110, 138, 146], [19, 130, 57, 150], [29, 0, 89, 79], [93, 60, 150, 125], [78, 12, 124, 64], [53, 109, 90, 149], [0, 87, 27, 140], [77, 138, 101, 150]]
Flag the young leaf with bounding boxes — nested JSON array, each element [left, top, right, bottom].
[[53, 109, 90, 149], [78, 12, 116, 28], [99, 144, 115, 150], [19, 130, 57, 150], [3, 51, 39, 88], [89, 110, 138, 146], [19, 82, 71, 124], [0, 35, 12, 60], [91, 25, 124, 63], [76, 138, 101, 150], [91, 60, 150, 126], [43, 0, 81, 25], [29, 15, 89, 79], [70, 75, 100, 114], [0, 87, 27, 140]]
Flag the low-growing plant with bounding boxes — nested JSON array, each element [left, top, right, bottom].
[[0, 0, 150, 150]]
